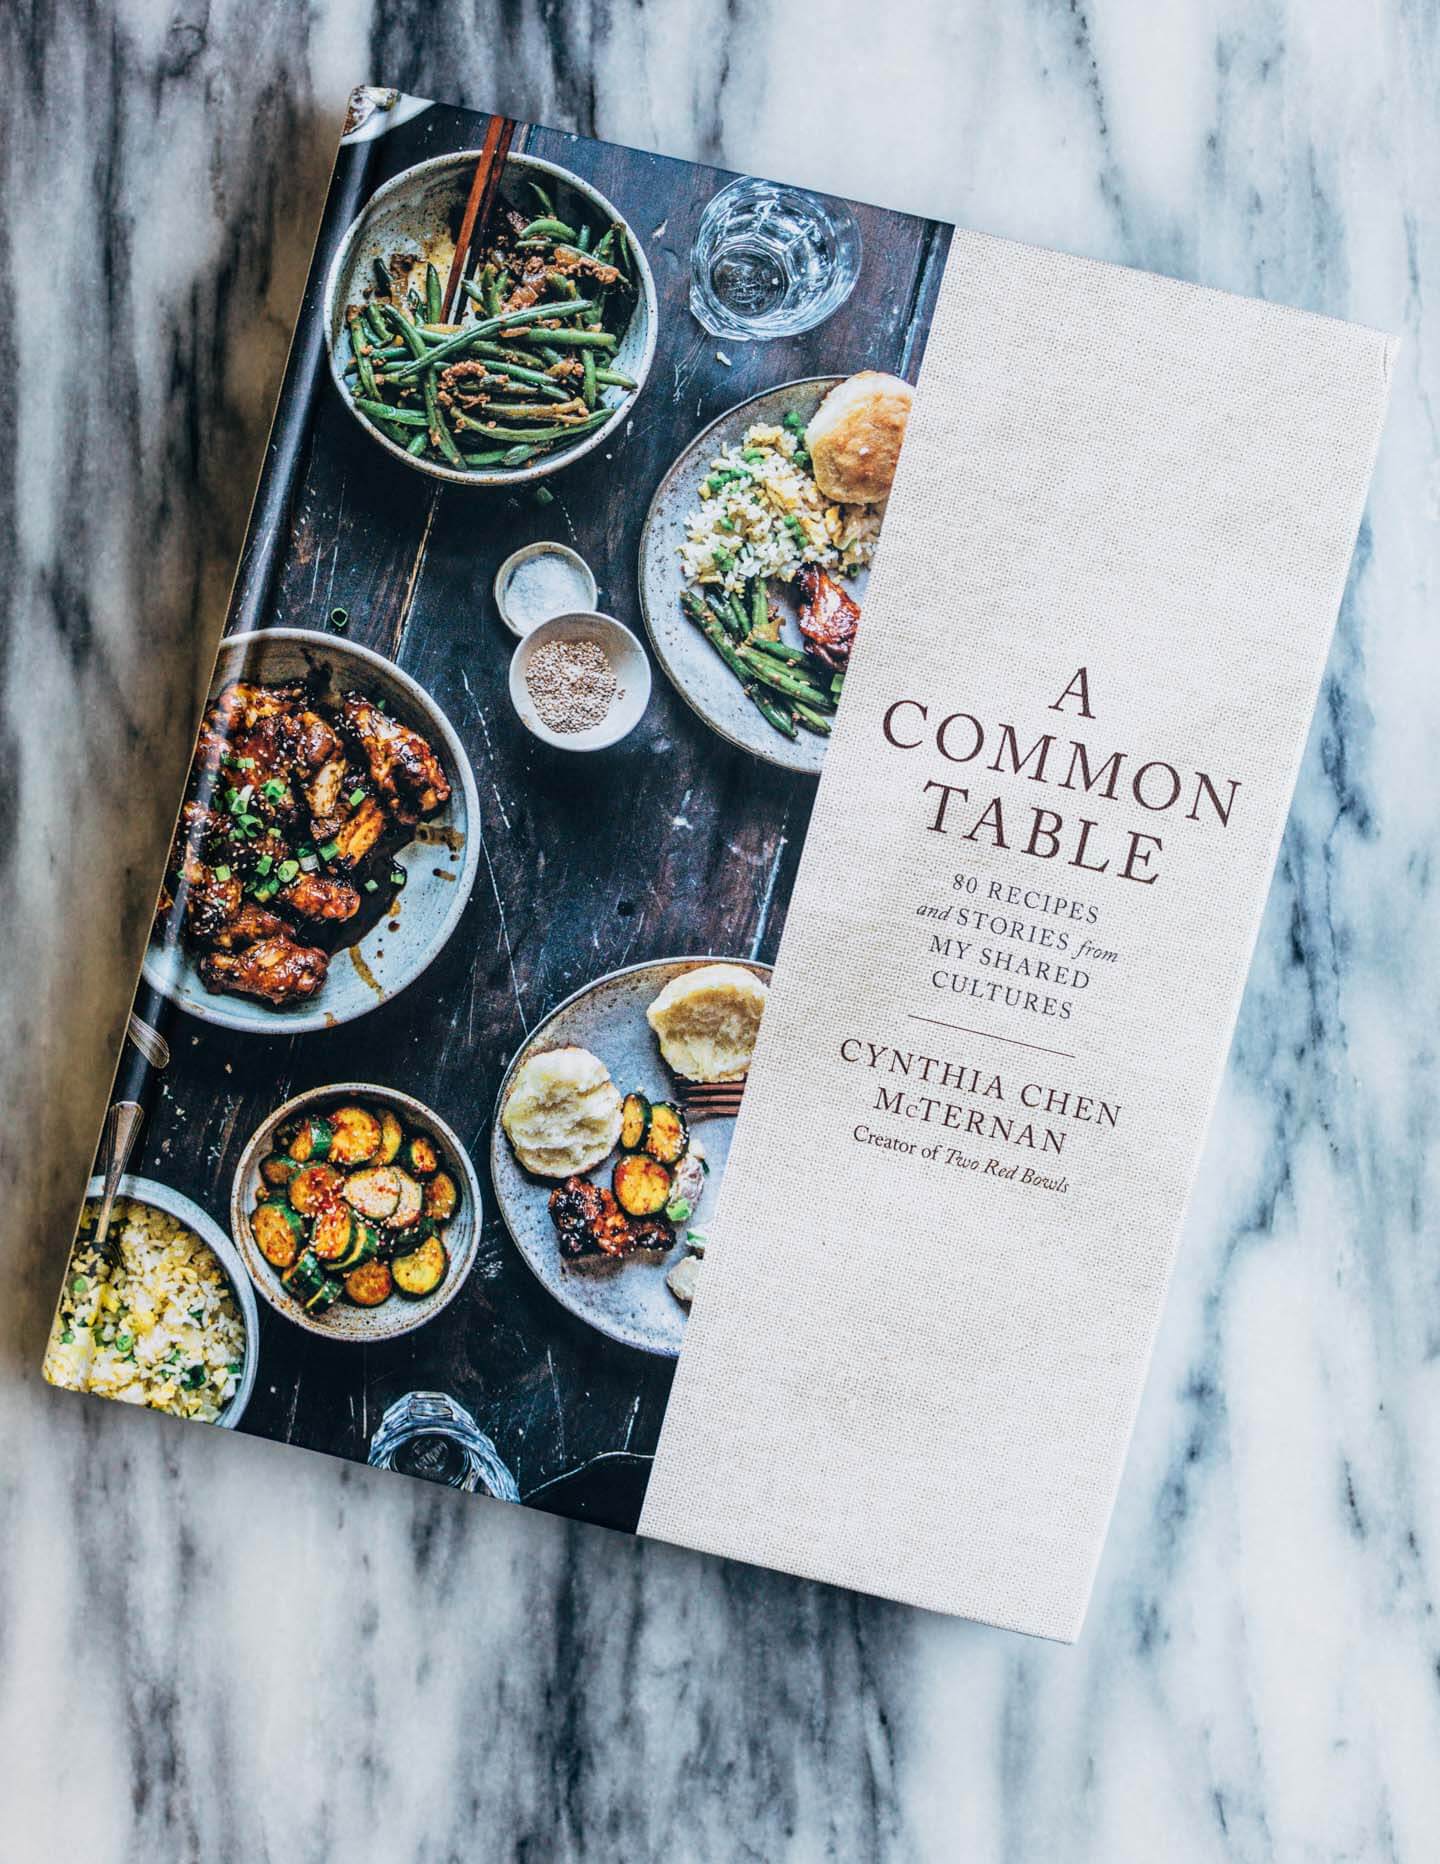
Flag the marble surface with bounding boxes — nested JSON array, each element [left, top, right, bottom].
[[1, 3, 1436, 1858]]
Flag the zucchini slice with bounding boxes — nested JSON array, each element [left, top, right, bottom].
[[282, 1249, 326, 1300], [644, 1102, 689, 1166], [388, 1170, 425, 1231], [259, 1152, 301, 1190], [342, 1166, 403, 1221], [619, 1092, 651, 1151], [343, 1261, 394, 1307], [423, 1171, 459, 1221], [328, 1104, 383, 1166], [252, 1199, 304, 1269], [391, 1233, 448, 1299], [403, 1133, 440, 1176], [311, 1200, 356, 1262], [286, 1115, 333, 1164], [377, 1110, 404, 1164], [331, 1219, 381, 1274], [304, 1275, 343, 1314], [289, 1163, 344, 1215], [613, 1153, 672, 1217]]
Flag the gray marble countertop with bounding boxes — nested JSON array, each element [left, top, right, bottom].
[[3, 5, 1435, 1860]]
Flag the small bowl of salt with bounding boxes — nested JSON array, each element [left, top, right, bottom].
[[495, 543, 598, 638], [508, 611, 651, 752]]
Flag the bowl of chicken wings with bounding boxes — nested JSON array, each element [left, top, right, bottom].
[[143, 628, 480, 1032]]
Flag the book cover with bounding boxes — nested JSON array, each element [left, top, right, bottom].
[[41, 87, 1394, 1640]]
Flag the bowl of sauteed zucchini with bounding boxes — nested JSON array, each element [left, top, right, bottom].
[[143, 629, 480, 1035], [231, 1084, 482, 1340], [324, 150, 657, 486]]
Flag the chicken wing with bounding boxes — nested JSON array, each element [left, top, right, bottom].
[[198, 935, 328, 1006], [340, 694, 451, 822]]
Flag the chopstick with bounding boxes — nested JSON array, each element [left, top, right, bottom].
[[442, 114, 518, 322]]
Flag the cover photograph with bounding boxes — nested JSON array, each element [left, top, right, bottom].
[[41, 86, 1394, 1641]]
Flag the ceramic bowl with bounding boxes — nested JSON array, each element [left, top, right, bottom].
[[494, 542, 598, 638], [81, 1173, 259, 1429], [230, 1083, 482, 1343], [507, 611, 651, 751], [323, 150, 657, 487], [142, 628, 480, 1036]]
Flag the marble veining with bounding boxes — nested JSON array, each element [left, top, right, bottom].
[[1, 3, 1438, 1859]]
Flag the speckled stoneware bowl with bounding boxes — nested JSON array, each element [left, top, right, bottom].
[[230, 1083, 482, 1343], [638, 376, 870, 776], [323, 149, 658, 487], [490, 956, 771, 1359], [82, 1173, 259, 1429], [142, 628, 480, 1036]]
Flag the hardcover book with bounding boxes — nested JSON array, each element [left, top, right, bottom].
[[42, 86, 1394, 1640]]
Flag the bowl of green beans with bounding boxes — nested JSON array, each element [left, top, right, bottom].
[[324, 150, 657, 486]]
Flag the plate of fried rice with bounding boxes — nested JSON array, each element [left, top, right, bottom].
[[639, 377, 880, 773], [43, 1176, 258, 1428]]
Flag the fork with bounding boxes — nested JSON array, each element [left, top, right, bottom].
[[677, 1079, 747, 1120]]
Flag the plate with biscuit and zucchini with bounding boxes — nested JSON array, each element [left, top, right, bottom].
[[230, 1083, 481, 1341], [491, 956, 770, 1357], [638, 372, 914, 774]]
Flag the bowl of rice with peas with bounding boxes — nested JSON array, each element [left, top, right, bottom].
[[43, 1176, 257, 1428], [677, 412, 881, 595]]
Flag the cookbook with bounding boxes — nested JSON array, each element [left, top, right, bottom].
[[42, 86, 1395, 1640]]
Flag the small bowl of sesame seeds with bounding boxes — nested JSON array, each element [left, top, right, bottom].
[[508, 610, 652, 752]]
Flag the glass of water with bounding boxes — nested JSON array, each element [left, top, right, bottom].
[[368, 1391, 520, 1499], [690, 177, 862, 341]]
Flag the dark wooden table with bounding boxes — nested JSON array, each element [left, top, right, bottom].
[[121, 101, 950, 1530]]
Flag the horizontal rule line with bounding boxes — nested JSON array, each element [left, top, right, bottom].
[[906, 1014, 1077, 1062]]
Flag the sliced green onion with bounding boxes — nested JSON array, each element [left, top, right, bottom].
[[212, 865, 231, 882], [255, 854, 273, 876], [347, 787, 366, 808], [364, 878, 379, 893], [276, 859, 299, 884], [318, 839, 340, 862]]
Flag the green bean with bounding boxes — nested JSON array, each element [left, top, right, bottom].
[[594, 366, 638, 389], [507, 326, 617, 350], [593, 228, 616, 263], [501, 442, 545, 466], [747, 637, 811, 667], [460, 447, 512, 468], [425, 261, 443, 324], [422, 370, 465, 467], [576, 223, 592, 252], [546, 269, 579, 299], [537, 344, 566, 368], [703, 590, 744, 641], [481, 263, 502, 318], [347, 314, 378, 399], [749, 577, 768, 633], [353, 398, 430, 427], [792, 702, 833, 737], [519, 216, 577, 241], [406, 432, 429, 457], [453, 409, 612, 445], [373, 256, 393, 296], [364, 304, 390, 345], [383, 304, 428, 361], [681, 594, 797, 739], [468, 358, 571, 398], [386, 300, 600, 379], [343, 344, 407, 374], [525, 179, 555, 219], [581, 347, 597, 409], [736, 647, 836, 709], [474, 400, 574, 420]]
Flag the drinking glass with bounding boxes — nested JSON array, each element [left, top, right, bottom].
[[368, 1391, 520, 1498], [689, 177, 862, 341]]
